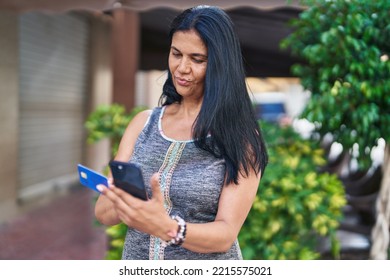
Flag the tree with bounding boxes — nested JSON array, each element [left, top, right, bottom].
[[282, 0, 390, 259]]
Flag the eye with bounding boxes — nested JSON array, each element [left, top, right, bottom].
[[191, 55, 207, 64], [192, 58, 205, 64], [172, 51, 182, 58]]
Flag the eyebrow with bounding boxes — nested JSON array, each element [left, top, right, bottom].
[[171, 46, 208, 59]]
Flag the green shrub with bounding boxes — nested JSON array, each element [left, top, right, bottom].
[[238, 121, 346, 259]]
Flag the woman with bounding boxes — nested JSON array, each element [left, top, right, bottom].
[[95, 5, 268, 260]]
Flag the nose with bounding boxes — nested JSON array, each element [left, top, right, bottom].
[[177, 57, 190, 74]]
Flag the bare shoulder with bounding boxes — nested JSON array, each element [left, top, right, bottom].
[[131, 109, 153, 128], [115, 109, 152, 161], [125, 109, 153, 138]]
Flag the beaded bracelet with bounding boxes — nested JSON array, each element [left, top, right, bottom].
[[166, 215, 187, 246]]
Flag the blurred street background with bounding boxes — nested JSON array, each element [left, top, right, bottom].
[[0, 185, 107, 259]]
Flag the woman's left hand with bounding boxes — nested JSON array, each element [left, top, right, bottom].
[[97, 173, 177, 241]]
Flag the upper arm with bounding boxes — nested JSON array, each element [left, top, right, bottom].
[[114, 109, 152, 162], [94, 109, 152, 226], [214, 168, 261, 241]]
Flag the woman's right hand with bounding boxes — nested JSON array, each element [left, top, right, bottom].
[[96, 173, 178, 241]]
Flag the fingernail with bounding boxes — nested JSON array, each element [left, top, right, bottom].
[[96, 185, 104, 192]]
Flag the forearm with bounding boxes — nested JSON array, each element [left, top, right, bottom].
[[94, 195, 121, 226], [180, 220, 238, 253]]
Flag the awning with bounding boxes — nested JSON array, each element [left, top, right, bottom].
[[1, 0, 305, 77]]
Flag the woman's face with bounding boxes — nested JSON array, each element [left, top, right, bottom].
[[169, 29, 208, 100]]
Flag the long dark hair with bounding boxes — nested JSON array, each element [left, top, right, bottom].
[[160, 5, 268, 185]]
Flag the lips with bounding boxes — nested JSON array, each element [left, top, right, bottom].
[[175, 76, 191, 87]]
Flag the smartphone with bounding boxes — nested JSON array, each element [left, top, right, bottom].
[[77, 164, 108, 193], [109, 160, 148, 200]]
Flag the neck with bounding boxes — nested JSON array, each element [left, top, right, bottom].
[[177, 97, 203, 119], [181, 104, 201, 118]]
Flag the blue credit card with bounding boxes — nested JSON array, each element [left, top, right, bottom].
[[77, 164, 108, 192]]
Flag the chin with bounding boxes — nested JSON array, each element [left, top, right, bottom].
[[175, 87, 191, 96]]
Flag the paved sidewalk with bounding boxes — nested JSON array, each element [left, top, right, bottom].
[[0, 186, 108, 260]]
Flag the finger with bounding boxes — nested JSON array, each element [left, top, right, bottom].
[[96, 184, 108, 193], [111, 184, 144, 207], [96, 181, 115, 194], [150, 172, 163, 202], [98, 184, 131, 211]]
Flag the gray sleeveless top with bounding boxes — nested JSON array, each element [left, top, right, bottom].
[[121, 106, 243, 260]]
